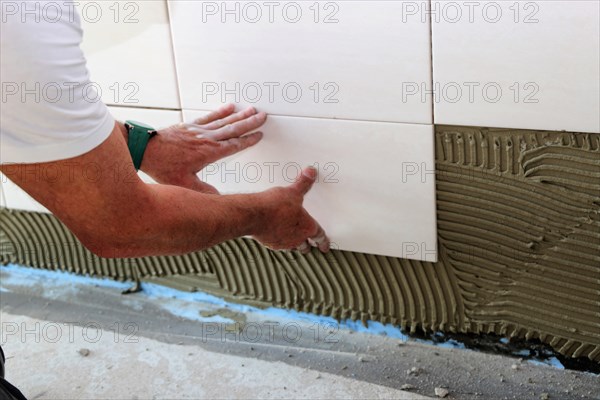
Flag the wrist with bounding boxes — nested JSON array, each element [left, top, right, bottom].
[[141, 129, 164, 172], [242, 192, 272, 237], [117, 120, 158, 170]]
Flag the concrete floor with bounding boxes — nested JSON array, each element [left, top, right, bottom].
[[0, 265, 598, 400], [2, 312, 431, 400]]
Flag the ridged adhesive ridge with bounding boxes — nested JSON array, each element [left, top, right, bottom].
[[1, 126, 598, 362]]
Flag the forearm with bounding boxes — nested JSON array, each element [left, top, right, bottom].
[[102, 184, 267, 258]]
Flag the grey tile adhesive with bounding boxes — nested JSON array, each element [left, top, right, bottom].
[[1, 126, 599, 362]]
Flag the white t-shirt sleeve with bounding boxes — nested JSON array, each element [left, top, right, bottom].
[[0, 1, 115, 164]]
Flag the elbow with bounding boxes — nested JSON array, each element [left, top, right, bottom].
[[75, 221, 150, 259], [80, 233, 133, 259], [84, 239, 123, 259], [85, 241, 111, 258]]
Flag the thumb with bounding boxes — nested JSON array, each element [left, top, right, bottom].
[[291, 167, 317, 195]]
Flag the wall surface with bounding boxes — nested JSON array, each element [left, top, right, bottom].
[[1, 1, 599, 363]]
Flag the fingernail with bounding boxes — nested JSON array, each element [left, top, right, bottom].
[[303, 167, 317, 179]]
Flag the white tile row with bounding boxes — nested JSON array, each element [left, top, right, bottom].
[[169, 1, 433, 124], [78, 0, 181, 110], [80, 0, 599, 133], [431, 0, 600, 133]]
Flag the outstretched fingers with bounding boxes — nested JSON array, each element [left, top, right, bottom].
[[210, 112, 267, 141], [201, 106, 258, 130], [218, 131, 264, 158], [192, 104, 235, 125]]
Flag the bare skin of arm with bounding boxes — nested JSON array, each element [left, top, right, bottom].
[[0, 107, 329, 258]]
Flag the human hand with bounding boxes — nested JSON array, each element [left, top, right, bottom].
[[140, 104, 266, 194], [253, 167, 330, 254]]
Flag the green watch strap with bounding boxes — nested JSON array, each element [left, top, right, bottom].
[[125, 120, 157, 171]]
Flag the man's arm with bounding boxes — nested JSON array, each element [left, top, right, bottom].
[[1, 123, 329, 258]]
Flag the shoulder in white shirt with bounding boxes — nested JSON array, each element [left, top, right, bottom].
[[0, 0, 114, 164]]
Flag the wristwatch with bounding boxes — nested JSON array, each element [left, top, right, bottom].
[[124, 120, 157, 171]]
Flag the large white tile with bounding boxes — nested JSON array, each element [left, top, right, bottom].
[[78, 0, 180, 109], [432, 0, 600, 133], [170, 1, 432, 124], [0, 107, 182, 213], [184, 110, 438, 261]]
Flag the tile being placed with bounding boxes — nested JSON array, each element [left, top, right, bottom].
[[0, 107, 182, 213], [170, 1, 432, 124], [432, 0, 600, 133], [78, 0, 180, 109], [183, 110, 437, 262]]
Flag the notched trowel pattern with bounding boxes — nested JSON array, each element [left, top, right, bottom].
[[435, 126, 599, 361]]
